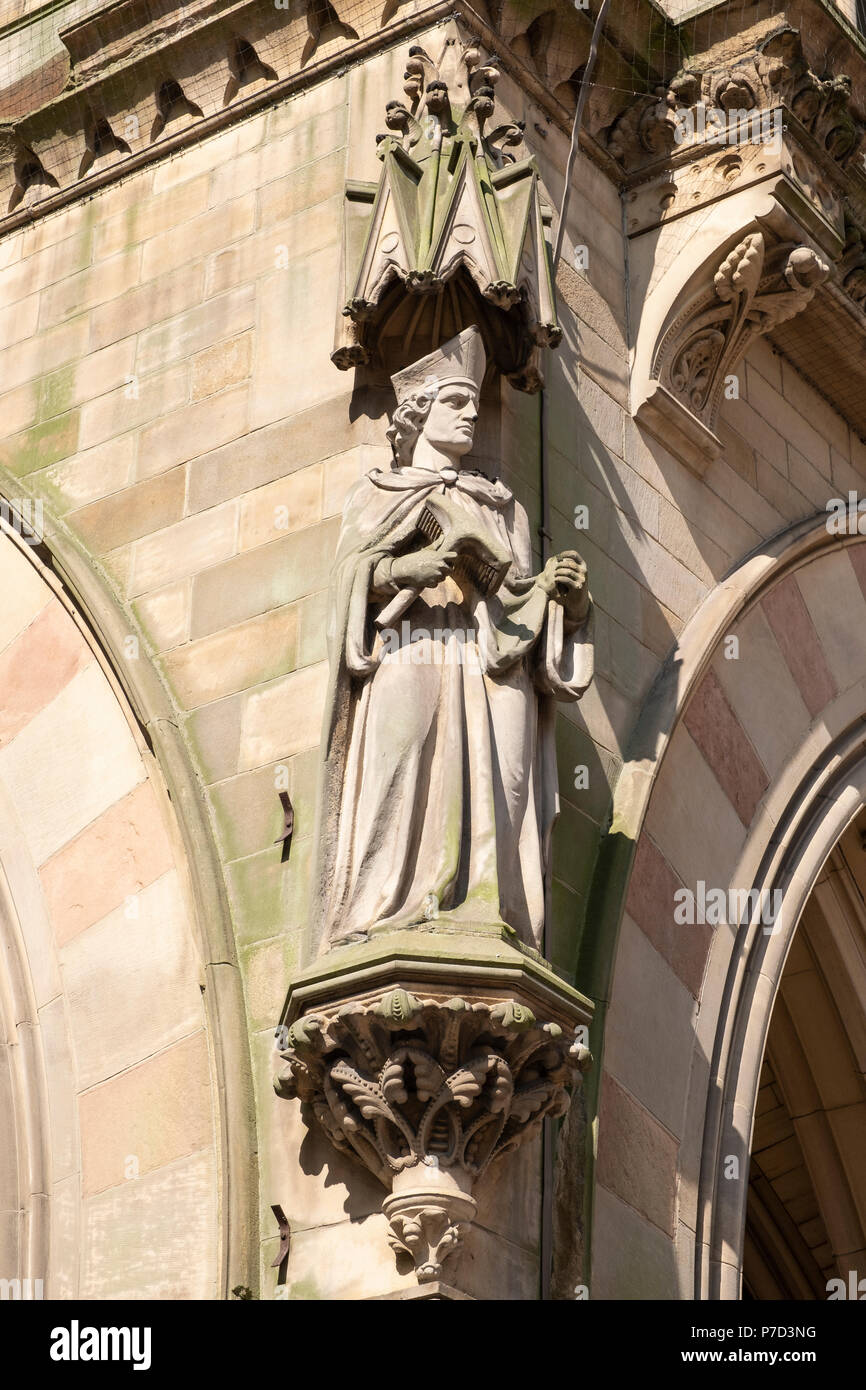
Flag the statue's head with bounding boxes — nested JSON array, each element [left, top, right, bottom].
[[387, 326, 485, 469]]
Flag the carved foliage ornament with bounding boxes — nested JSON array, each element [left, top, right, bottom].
[[839, 217, 866, 309], [332, 39, 560, 391], [654, 231, 829, 429], [276, 989, 590, 1283], [604, 27, 865, 172]]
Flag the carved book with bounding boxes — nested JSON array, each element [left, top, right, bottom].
[[377, 492, 511, 627]]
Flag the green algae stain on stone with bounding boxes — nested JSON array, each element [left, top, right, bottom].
[[288, 1276, 322, 1300], [0, 411, 80, 476], [38, 361, 76, 424]]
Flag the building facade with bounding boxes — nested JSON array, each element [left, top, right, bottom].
[[0, 0, 865, 1301]]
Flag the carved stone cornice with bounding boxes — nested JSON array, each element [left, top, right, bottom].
[[615, 17, 866, 466], [602, 25, 866, 178], [0, 0, 478, 229], [604, 23, 866, 325], [0, 0, 615, 234], [275, 930, 593, 1292], [331, 37, 561, 392]]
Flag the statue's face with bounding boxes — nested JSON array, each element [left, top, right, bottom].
[[421, 382, 478, 459]]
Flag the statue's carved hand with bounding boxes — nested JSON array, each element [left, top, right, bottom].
[[539, 550, 590, 626], [391, 547, 457, 590]]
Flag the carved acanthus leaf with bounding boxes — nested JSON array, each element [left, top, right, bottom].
[[276, 990, 590, 1282], [654, 231, 829, 426]]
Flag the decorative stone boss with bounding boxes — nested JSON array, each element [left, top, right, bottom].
[[277, 325, 595, 1290]]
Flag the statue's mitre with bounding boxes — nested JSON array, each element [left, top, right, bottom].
[[391, 325, 486, 405]]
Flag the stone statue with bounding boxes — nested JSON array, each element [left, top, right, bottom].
[[316, 325, 593, 953]]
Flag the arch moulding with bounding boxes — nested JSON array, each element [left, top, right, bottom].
[[587, 512, 866, 1300], [0, 495, 258, 1299]]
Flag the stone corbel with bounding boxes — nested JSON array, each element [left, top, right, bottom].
[[274, 932, 592, 1293], [633, 225, 828, 474]]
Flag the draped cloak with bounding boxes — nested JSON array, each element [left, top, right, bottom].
[[314, 463, 594, 953]]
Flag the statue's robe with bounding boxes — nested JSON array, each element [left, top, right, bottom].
[[315, 463, 593, 952]]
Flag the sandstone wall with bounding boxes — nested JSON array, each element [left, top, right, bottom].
[[0, 530, 221, 1299], [0, 10, 862, 1298]]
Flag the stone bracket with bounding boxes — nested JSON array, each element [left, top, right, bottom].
[[274, 929, 593, 1291], [630, 206, 829, 475]]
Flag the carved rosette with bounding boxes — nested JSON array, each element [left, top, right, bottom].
[[275, 988, 591, 1284]]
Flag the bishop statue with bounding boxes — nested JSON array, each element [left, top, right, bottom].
[[315, 326, 594, 953]]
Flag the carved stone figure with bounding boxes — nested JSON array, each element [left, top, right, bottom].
[[315, 325, 593, 954]]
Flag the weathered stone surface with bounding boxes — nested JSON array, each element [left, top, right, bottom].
[[712, 603, 810, 782], [45, 434, 135, 510], [137, 384, 250, 480], [189, 517, 340, 638], [137, 285, 255, 378], [40, 780, 174, 945], [795, 552, 866, 696], [205, 199, 341, 298], [249, 249, 341, 429], [80, 1150, 217, 1300], [79, 1031, 213, 1198], [79, 363, 187, 454], [257, 148, 345, 229], [0, 661, 145, 865], [645, 718, 747, 893], [140, 194, 256, 279], [762, 574, 837, 717], [0, 544, 50, 651], [39, 248, 143, 329], [185, 397, 382, 513], [69, 467, 186, 553], [683, 668, 769, 827], [94, 175, 210, 260], [60, 872, 203, 1089], [625, 835, 711, 999], [0, 601, 91, 746], [129, 502, 238, 597], [591, 1186, 679, 1300], [90, 263, 205, 352], [192, 331, 253, 401], [239, 660, 327, 770], [135, 578, 191, 652], [238, 466, 323, 551], [604, 913, 698, 1139], [161, 604, 299, 708]]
